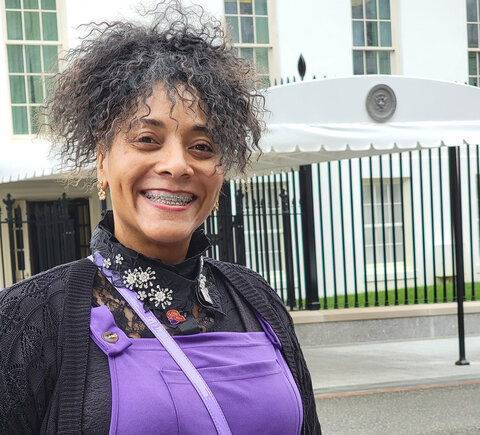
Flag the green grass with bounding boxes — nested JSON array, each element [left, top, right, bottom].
[[317, 281, 480, 309]]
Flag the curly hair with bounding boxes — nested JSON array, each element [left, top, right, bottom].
[[44, 1, 265, 176]]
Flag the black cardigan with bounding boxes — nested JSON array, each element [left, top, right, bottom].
[[0, 258, 321, 435]]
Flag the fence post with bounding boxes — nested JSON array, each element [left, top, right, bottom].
[[218, 182, 235, 262], [299, 165, 320, 310], [234, 186, 246, 266], [280, 188, 296, 309], [3, 194, 17, 284], [448, 146, 469, 365]]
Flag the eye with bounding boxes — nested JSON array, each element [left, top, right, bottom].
[[138, 136, 156, 144], [191, 143, 215, 153]]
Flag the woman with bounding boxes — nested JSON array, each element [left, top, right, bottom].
[[0, 3, 321, 434]]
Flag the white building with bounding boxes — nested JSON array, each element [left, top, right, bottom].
[[0, 0, 478, 303]]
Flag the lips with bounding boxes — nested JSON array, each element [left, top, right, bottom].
[[142, 190, 196, 206]]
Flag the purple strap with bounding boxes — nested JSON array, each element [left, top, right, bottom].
[[89, 253, 232, 435]]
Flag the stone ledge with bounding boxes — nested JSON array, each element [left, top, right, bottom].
[[290, 301, 480, 324]]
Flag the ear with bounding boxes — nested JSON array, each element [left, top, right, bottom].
[[96, 146, 109, 189]]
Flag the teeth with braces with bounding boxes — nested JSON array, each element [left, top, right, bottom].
[[144, 192, 193, 206]]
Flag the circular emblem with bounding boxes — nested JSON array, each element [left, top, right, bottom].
[[366, 84, 397, 122]]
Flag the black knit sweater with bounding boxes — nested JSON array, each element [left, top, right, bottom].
[[0, 258, 321, 435]]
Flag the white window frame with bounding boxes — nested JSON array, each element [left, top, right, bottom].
[[351, 0, 394, 75], [2, 0, 64, 137], [467, 0, 480, 86]]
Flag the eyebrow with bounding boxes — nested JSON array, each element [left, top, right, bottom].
[[140, 118, 209, 134]]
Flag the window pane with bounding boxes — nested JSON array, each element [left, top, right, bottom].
[[353, 21, 365, 46], [469, 52, 478, 76], [365, 0, 377, 19], [255, 47, 269, 72], [241, 16, 254, 43], [353, 50, 364, 74], [6, 11, 23, 39], [44, 74, 55, 94], [255, 17, 269, 43], [240, 47, 253, 60], [12, 106, 29, 134], [27, 75, 43, 103], [41, 0, 56, 10], [365, 50, 377, 74], [7, 45, 24, 73], [258, 75, 270, 87], [43, 45, 58, 72], [379, 0, 390, 19], [351, 0, 363, 19], [24, 0, 39, 8], [239, 0, 252, 14], [224, 0, 237, 14], [25, 45, 41, 72], [380, 21, 392, 47], [25, 12, 41, 40], [5, 0, 21, 8], [42, 12, 58, 40], [366, 21, 378, 46], [467, 0, 478, 21], [379, 51, 390, 73], [30, 106, 42, 134], [468, 23, 479, 48], [255, 0, 267, 15], [469, 77, 478, 86], [225, 16, 239, 43], [9, 76, 26, 103]]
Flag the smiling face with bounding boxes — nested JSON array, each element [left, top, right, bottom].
[[97, 83, 224, 264]]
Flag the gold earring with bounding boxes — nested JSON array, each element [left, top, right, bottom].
[[212, 199, 219, 213], [97, 180, 106, 201]]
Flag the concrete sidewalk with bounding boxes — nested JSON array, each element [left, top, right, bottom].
[[303, 335, 480, 395]]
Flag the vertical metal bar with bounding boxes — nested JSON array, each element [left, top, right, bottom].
[[266, 175, 277, 290], [399, 153, 408, 304], [317, 164, 328, 309], [369, 157, 379, 306], [439, 147, 448, 302], [338, 160, 349, 308], [328, 162, 338, 308], [448, 146, 469, 366], [379, 155, 389, 305], [273, 174, 285, 300], [261, 176, 271, 282], [475, 143, 480, 301], [3, 194, 17, 285], [0, 207, 6, 288], [234, 182, 246, 266], [291, 170, 304, 308], [349, 159, 359, 307], [409, 151, 418, 303], [244, 180, 255, 270], [419, 150, 428, 303], [280, 187, 296, 309], [389, 154, 399, 305], [299, 164, 320, 310], [360, 159, 369, 307], [429, 149, 437, 302], [466, 144, 475, 299], [252, 180, 261, 273]]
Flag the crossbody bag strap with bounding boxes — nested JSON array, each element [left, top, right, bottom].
[[89, 253, 232, 435]]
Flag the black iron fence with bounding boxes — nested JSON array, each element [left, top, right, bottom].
[[1, 145, 477, 310], [204, 144, 478, 310]]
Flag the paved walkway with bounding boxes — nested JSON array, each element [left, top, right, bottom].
[[303, 335, 480, 395]]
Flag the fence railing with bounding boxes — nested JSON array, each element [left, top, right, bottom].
[[204, 144, 478, 309]]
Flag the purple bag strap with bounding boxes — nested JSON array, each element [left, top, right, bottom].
[[89, 253, 232, 435]]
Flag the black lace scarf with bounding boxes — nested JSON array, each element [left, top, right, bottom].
[[89, 211, 224, 335]]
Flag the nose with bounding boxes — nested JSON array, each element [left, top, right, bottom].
[[153, 139, 194, 178]]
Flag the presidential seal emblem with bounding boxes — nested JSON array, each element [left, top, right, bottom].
[[366, 84, 397, 122]]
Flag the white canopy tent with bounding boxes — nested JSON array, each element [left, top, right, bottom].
[[251, 75, 480, 174]]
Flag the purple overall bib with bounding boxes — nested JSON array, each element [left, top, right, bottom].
[[90, 305, 303, 435]]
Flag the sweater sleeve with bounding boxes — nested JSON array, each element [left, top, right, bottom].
[[0, 267, 67, 434]]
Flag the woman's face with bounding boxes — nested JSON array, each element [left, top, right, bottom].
[[97, 83, 224, 264]]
